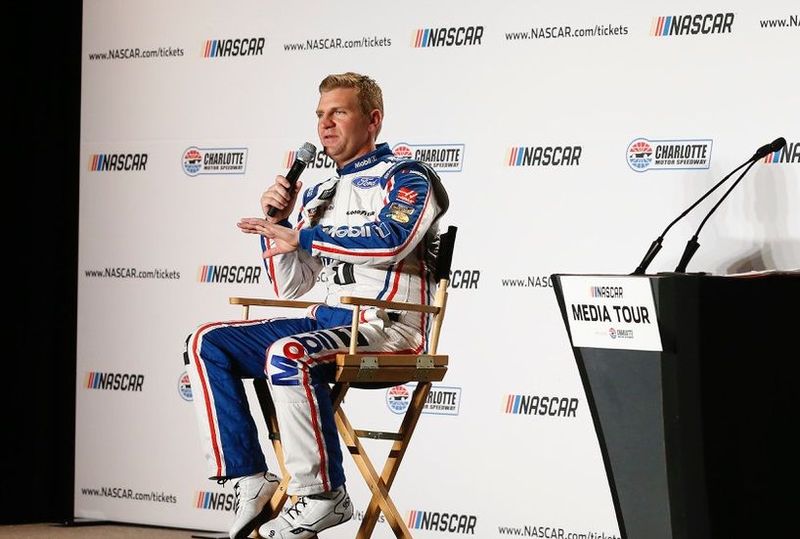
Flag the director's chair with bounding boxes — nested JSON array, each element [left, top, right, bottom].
[[230, 225, 457, 538]]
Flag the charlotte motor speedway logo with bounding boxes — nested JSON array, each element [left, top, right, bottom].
[[392, 142, 464, 172], [627, 137, 712, 171], [182, 147, 248, 176], [386, 384, 461, 415]]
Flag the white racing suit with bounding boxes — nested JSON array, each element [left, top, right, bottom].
[[185, 143, 448, 495]]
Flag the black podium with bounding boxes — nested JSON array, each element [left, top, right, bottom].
[[552, 272, 796, 539]]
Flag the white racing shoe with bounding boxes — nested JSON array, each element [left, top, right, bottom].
[[258, 486, 353, 539], [228, 471, 281, 539]]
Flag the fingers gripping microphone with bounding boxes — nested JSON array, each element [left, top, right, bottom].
[[267, 142, 317, 217]]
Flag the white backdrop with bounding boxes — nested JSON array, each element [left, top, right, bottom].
[[77, 1, 799, 537]]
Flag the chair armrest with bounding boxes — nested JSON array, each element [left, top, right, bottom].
[[339, 296, 439, 314], [229, 297, 317, 309]]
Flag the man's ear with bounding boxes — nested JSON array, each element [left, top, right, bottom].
[[369, 109, 383, 138]]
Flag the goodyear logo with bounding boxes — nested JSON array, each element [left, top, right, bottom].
[[393, 143, 465, 172], [627, 138, 711, 171], [182, 147, 247, 176], [203, 37, 265, 57], [412, 26, 484, 47]]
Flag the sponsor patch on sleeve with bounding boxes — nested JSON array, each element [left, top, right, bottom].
[[396, 187, 419, 205], [388, 203, 415, 223]]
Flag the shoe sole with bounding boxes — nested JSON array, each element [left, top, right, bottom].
[[233, 502, 273, 539]]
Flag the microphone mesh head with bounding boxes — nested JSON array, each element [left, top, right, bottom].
[[296, 142, 317, 164], [771, 137, 787, 152]]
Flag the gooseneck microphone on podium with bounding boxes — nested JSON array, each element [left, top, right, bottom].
[[267, 142, 317, 217], [673, 137, 786, 272], [631, 162, 750, 275], [631, 137, 786, 275]]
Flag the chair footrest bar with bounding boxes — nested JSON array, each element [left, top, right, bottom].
[[354, 429, 402, 440]]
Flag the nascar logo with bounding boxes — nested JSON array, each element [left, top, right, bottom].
[[412, 26, 484, 47], [203, 37, 265, 57]]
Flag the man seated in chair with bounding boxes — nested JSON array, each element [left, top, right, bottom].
[[184, 72, 448, 539]]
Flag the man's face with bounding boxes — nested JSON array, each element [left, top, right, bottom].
[[316, 87, 381, 168]]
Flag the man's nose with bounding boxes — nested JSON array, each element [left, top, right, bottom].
[[319, 114, 335, 128]]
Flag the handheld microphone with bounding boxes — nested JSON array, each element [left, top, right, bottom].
[[267, 142, 317, 217], [632, 136, 786, 275], [674, 137, 786, 273]]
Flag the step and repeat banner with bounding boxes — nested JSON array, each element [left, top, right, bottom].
[[77, 1, 798, 536]]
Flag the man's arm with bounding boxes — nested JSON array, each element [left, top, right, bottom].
[[238, 178, 322, 299], [297, 164, 442, 265]]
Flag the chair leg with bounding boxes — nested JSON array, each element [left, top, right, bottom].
[[330, 381, 350, 410], [253, 379, 290, 519], [334, 406, 413, 539], [358, 382, 432, 538]]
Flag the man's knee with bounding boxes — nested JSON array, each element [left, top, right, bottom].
[[184, 323, 221, 366], [266, 337, 310, 386]]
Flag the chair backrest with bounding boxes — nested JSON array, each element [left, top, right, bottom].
[[434, 225, 458, 282], [428, 225, 457, 354], [336, 225, 456, 388], [332, 225, 457, 539]]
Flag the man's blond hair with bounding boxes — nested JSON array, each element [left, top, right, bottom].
[[319, 72, 383, 117]]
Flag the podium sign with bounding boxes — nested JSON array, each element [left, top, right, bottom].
[[558, 275, 662, 351]]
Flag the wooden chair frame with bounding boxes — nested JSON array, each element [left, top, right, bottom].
[[230, 226, 456, 538]]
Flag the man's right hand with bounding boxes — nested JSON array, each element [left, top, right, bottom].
[[237, 218, 300, 258], [261, 175, 303, 222]]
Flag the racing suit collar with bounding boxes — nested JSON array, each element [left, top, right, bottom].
[[337, 143, 393, 176]]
